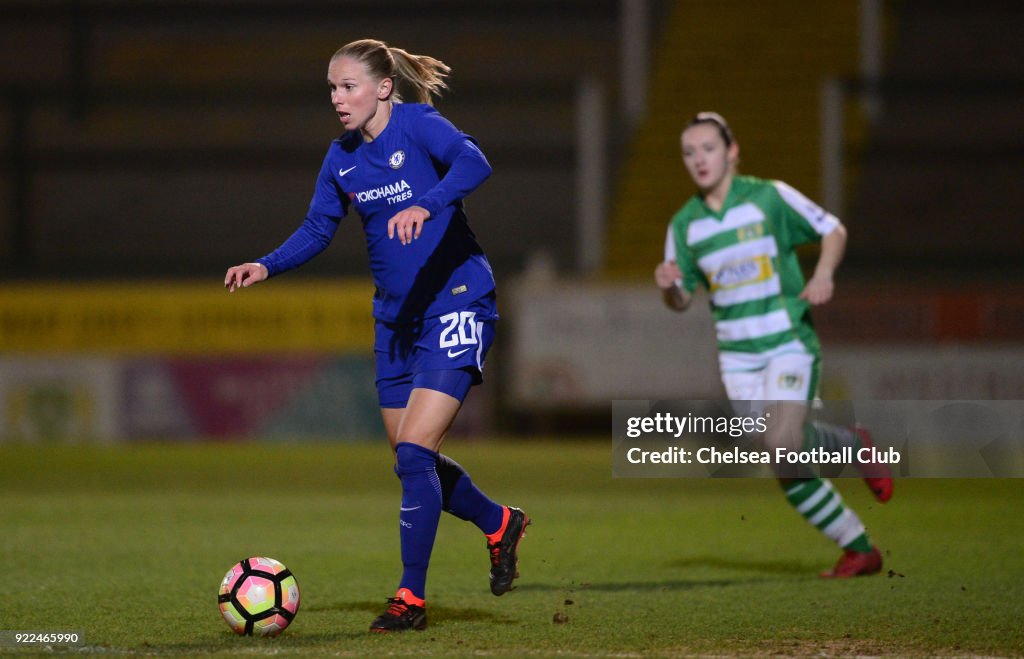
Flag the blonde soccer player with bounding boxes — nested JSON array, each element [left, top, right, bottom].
[[226, 39, 528, 631]]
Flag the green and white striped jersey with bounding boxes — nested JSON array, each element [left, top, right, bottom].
[[665, 175, 839, 356]]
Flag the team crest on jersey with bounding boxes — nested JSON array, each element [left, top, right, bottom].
[[737, 223, 764, 242], [778, 373, 804, 390], [388, 150, 406, 169]]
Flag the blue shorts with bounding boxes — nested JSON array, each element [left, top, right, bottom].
[[375, 293, 498, 408]]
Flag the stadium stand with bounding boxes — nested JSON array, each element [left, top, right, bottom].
[[845, 0, 1024, 275], [604, 0, 861, 279], [0, 0, 625, 278]]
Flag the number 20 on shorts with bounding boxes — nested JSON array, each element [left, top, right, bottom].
[[439, 311, 480, 349]]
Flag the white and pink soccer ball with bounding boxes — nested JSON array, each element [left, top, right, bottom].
[[218, 556, 300, 637]]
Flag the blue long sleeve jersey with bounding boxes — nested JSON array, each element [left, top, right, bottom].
[[257, 103, 496, 322]]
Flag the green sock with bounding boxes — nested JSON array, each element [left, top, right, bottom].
[[784, 478, 873, 552], [844, 532, 873, 553]]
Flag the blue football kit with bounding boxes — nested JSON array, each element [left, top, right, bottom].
[[249, 98, 528, 611], [258, 103, 496, 321], [256, 103, 498, 406]]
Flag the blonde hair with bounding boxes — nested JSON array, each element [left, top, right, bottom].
[[331, 38, 450, 105]]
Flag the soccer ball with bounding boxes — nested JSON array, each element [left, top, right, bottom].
[[218, 557, 300, 636]]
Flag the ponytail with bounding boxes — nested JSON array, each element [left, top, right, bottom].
[[332, 39, 450, 105], [388, 47, 450, 105]]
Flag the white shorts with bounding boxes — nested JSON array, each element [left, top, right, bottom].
[[720, 344, 819, 403]]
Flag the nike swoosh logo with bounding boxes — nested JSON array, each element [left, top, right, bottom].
[[338, 165, 357, 177], [400, 505, 422, 512], [447, 347, 471, 358]]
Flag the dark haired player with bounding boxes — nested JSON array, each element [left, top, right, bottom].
[[655, 112, 891, 579]]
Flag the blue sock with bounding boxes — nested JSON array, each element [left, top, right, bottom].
[[394, 442, 443, 601], [435, 453, 504, 535]]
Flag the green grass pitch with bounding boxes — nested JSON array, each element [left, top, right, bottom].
[[1, 440, 1022, 656]]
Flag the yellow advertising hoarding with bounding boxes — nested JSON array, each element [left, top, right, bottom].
[[0, 280, 376, 353]]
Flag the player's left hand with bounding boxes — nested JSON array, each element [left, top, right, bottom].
[[799, 274, 834, 305], [387, 206, 431, 245]]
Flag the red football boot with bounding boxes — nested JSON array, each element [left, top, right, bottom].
[[852, 424, 893, 503], [820, 545, 883, 578]]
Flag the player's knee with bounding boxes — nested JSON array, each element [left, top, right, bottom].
[[395, 441, 439, 476], [760, 402, 807, 451]]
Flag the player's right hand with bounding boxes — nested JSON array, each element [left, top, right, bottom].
[[224, 262, 268, 292], [654, 260, 683, 290]]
